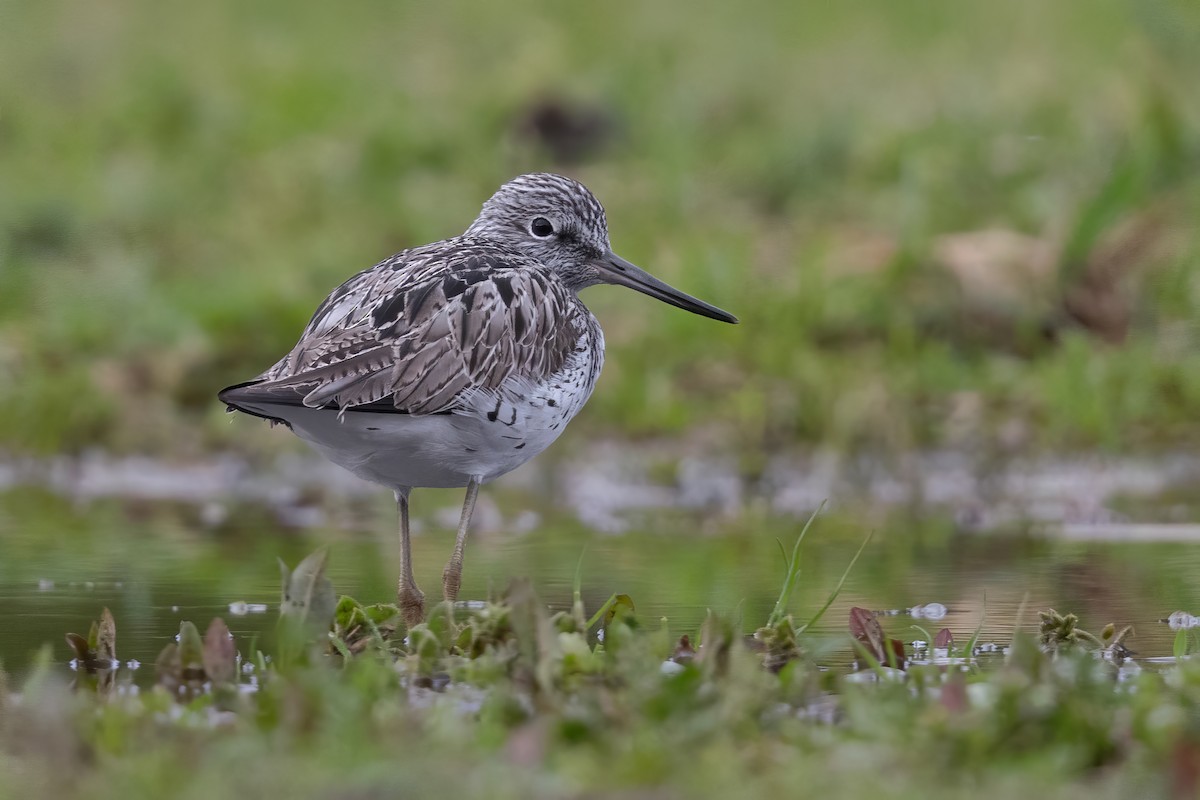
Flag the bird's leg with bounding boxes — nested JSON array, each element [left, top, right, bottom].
[[395, 488, 424, 627], [442, 477, 480, 606]]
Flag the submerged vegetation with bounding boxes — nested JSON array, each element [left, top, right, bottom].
[[5, 544, 1200, 799]]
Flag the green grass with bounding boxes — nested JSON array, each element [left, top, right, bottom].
[[1, 0, 1198, 457]]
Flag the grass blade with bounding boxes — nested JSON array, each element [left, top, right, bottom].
[[799, 529, 872, 634], [964, 594, 987, 659], [766, 500, 825, 628], [572, 548, 588, 630], [585, 593, 619, 632]]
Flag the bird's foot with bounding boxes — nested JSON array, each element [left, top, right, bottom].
[[442, 560, 462, 606], [398, 584, 425, 628]]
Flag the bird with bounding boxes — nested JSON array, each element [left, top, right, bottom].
[[218, 172, 737, 627]]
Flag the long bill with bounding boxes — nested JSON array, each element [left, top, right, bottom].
[[594, 252, 738, 324]]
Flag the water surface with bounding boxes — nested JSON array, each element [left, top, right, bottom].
[[4, 467, 1200, 683]]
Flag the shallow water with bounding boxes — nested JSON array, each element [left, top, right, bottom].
[[3, 450, 1200, 683]]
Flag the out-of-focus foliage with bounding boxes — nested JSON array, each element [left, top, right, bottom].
[[6, 574, 1200, 799]]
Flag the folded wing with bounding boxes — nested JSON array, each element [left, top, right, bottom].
[[227, 245, 581, 416]]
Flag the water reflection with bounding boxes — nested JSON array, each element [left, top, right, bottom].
[[2, 482, 1200, 683]]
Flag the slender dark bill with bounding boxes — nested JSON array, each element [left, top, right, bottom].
[[595, 252, 738, 324]]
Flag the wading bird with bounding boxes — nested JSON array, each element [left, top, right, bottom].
[[219, 173, 737, 626]]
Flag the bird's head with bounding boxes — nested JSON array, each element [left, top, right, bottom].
[[466, 173, 737, 323]]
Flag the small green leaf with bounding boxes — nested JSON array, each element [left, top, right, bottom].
[[363, 603, 399, 626], [334, 595, 361, 631], [603, 594, 635, 628], [178, 621, 205, 673], [332, 595, 400, 655]]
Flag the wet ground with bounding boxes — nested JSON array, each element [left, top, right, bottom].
[[3, 446, 1200, 682]]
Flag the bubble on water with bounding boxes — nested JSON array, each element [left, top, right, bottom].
[[246, 603, 269, 614], [1165, 611, 1200, 630], [171, 605, 179, 613], [228, 601, 249, 616], [36, 579, 54, 591], [83, 581, 95, 591], [456, 600, 487, 610], [911, 603, 947, 620]]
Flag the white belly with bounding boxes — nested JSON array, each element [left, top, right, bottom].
[[234, 364, 599, 490], [234, 318, 605, 490]]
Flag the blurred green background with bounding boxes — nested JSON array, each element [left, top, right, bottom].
[[4, 7, 1200, 797], [3, 0, 1198, 462]]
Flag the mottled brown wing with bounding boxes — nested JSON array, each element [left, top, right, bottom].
[[251, 248, 581, 415]]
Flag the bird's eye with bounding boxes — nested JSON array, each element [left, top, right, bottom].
[[529, 217, 554, 238]]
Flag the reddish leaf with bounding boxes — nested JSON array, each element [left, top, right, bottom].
[[203, 618, 237, 685], [934, 628, 954, 649], [672, 634, 696, 664], [887, 639, 907, 670], [849, 607, 883, 649], [850, 607, 906, 670], [1172, 739, 1200, 800], [941, 672, 968, 714]]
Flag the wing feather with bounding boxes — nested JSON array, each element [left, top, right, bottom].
[[248, 240, 583, 415]]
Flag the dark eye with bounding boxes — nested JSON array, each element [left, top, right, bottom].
[[530, 217, 554, 237]]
